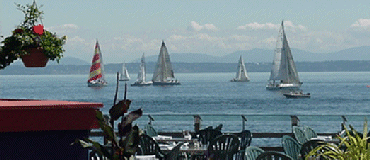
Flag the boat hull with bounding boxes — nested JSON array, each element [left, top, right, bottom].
[[87, 82, 107, 87], [283, 93, 310, 99], [230, 79, 250, 82], [266, 83, 301, 90], [152, 81, 181, 86], [131, 81, 152, 87]]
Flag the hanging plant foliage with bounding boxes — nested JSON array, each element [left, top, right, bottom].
[[0, 1, 66, 69]]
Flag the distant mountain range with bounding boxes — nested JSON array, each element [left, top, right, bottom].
[[1, 46, 370, 75], [13, 46, 368, 65], [134, 46, 370, 63]]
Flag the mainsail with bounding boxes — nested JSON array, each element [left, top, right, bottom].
[[88, 41, 106, 84], [231, 55, 250, 82], [131, 53, 152, 86], [268, 21, 300, 85], [137, 54, 146, 83], [237, 56, 249, 81], [152, 41, 176, 82], [120, 63, 130, 81]]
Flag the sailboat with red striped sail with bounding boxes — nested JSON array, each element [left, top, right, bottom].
[[88, 41, 107, 87]]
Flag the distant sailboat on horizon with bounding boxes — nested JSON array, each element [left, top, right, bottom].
[[87, 41, 107, 87], [266, 21, 302, 90], [119, 63, 130, 81], [231, 55, 250, 82], [131, 53, 152, 86], [152, 41, 180, 86]]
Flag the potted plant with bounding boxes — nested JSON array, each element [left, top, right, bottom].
[[0, 1, 66, 68], [307, 120, 370, 160]]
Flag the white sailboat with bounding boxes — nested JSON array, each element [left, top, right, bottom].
[[119, 63, 130, 81], [266, 21, 302, 90], [88, 41, 107, 87], [231, 55, 250, 82], [131, 53, 152, 86], [152, 41, 180, 86]]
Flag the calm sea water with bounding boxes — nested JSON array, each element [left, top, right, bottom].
[[1, 72, 370, 146]]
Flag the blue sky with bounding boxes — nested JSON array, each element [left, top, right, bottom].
[[2, 0, 370, 63]]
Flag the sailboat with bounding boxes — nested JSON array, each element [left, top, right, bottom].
[[152, 41, 180, 86], [266, 21, 302, 90], [131, 53, 152, 86], [231, 55, 250, 82], [88, 41, 108, 87], [119, 63, 130, 81]]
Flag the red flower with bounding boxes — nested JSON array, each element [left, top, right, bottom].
[[32, 24, 44, 35]]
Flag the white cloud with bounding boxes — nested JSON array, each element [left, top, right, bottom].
[[237, 21, 307, 31], [351, 19, 370, 27], [237, 22, 278, 30], [68, 36, 85, 43], [187, 21, 219, 31], [56, 20, 370, 63], [45, 24, 79, 33]]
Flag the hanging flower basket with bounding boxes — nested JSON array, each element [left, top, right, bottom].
[[21, 48, 49, 67], [0, 2, 66, 69]]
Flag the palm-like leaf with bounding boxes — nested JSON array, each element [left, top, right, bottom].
[[306, 119, 370, 160]]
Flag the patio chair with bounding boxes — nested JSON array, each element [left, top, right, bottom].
[[282, 135, 301, 160], [256, 151, 293, 160], [303, 126, 317, 140], [294, 127, 308, 144], [300, 139, 326, 160], [245, 146, 264, 160], [197, 127, 222, 146], [138, 134, 165, 159], [207, 134, 240, 160], [235, 130, 253, 160], [164, 142, 184, 160]]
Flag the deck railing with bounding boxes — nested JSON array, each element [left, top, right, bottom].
[[89, 113, 370, 151]]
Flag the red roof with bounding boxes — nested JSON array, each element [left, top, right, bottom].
[[0, 99, 103, 132]]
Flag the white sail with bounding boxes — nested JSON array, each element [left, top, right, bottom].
[[119, 63, 130, 81], [231, 55, 250, 82], [152, 41, 180, 85], [267, 21, 301, 90], [131, 53, 152, 86], [137, 54, 146, 83]]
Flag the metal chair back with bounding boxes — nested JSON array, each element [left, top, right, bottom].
[[165, 142, 183, 160], [282, 135, 301, 160], [197, 127, 222, 146], [303, 126, 317, 140], [300, 139, 326, 160], [208, 134, 240, 160], [235, 130, 253, 160], [294, 127, 308, 144], [245, 146, 264, 160], [138, 134, 164, 159], [256, 151, 293, 160]]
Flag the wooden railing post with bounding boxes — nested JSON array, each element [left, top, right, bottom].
[[194, 115, 201, 133], [341, 115, 347, 131], [290, 115, 299, 133], [241, 115, 247, 131]]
